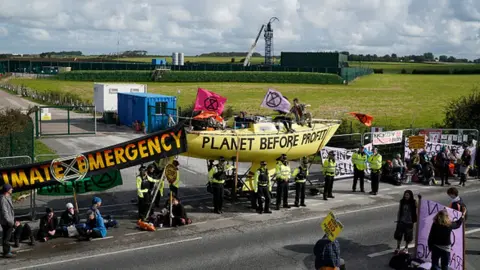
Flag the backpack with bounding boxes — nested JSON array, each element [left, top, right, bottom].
[[389, 253, 412, 270]]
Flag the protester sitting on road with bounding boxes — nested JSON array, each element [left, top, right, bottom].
[[168, 197, 192, 227], [80, 210, 107, 240], [381, 160, 393, 183], [37, 208, 58, 242], [410, 149, 422, 172], [428, 209, 464, 270], [91, 196, 102, 216], [59, 203, 80, 237], [11, 219, 35, 247], [392, 153, 406, 178], [313, 234, 345, 270], [394, 190, 417, 254]]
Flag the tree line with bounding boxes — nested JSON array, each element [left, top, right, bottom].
[[340, 51, 479, 64], [199, 52, 262, 57]]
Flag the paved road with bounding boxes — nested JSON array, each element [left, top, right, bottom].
[[5, 187, 480, 270]]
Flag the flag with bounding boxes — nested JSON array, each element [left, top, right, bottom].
[[349, 112, 373, 127], [261, 89, 291, 113], [193, 88, 227, 114]]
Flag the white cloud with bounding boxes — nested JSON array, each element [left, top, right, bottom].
[[0, 0, 479, 59]]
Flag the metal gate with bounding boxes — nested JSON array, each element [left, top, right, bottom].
[[35, 106, 97, 137]]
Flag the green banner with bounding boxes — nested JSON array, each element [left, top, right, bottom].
[[37, 170, 123, 196]]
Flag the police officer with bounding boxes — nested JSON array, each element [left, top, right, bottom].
[[323, 151, 336, 200], [208, 156, 233, 214], [368, 148, 382, 195], [254, 161, 272, 214], [351, 145, 367, 192], [146, 164, 161, 207], [275, 154, 291, 210], [136, 168, 150, 219], [292, 157, 309, 207]]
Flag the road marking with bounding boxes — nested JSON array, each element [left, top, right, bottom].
[[214, 217, 233, 222], [379, 188, 391, 191], [182, 167, 199, 174], [366, 226, 480, 258], [334, 200, 344, 203], [5, 97, 24, 108], [124, 231, 148, 236], [286, 203, 398, 224], [192, 221, 208, 225], [309, 202, 324, 206], [91, 236, 113, 241], [367, 243, 415, 258], [16, 248, 33, 253], [464, 188, 480, 194], [10, 237, 202, 270]]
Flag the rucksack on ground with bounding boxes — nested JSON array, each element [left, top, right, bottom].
[[389, 253, 412, 270]]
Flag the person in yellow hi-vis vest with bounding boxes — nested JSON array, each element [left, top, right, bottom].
[[368, 148, 383, 195], [351, 146, 367, 193], [208, 157, 234, 214], [136, 168, 159, 219], [253, 161, 272, 214], [322, 151, 336, 201], [292, 157, 309, 207], [275, 154, 291, 210]]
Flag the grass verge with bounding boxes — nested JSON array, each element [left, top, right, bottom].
[[7, 74, 480, 130]]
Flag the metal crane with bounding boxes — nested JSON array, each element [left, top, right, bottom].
[[243, 17, 279, 67]]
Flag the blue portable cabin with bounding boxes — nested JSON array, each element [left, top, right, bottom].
[[151, 58, 167, 65], [117, 92, 177, 133]]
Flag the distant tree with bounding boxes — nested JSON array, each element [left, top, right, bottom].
[[231, 58, 235, 63], [423, 52, 435, 61], [447, 56, 456, 62], [443, 88, 480, 130], [439, 55, 448, 62]]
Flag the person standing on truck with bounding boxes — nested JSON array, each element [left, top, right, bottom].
[[292, 157, 309, 207], [323, 151, 336, 201], [368, 148, 382, 195], [208, 157, 234, 214], [254, 161, 272, 214], [351, 146, 367, 193]]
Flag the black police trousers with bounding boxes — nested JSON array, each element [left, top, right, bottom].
[[257, 186, 271, 212]]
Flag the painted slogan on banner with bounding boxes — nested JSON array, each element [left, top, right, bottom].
[[320, 146, 371, 179], [0, 123, 188, 192], [404, 138, 476, 166], [416, 199, 464, 270]]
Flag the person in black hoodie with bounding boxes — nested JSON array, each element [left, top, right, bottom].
[[169, 197, 191, 227], [394, 190, 417, 254], [459, 149, 471, 186], [59, 203, 80, 237], [428, 209, 464, 270], [36, 208, 58, 242]]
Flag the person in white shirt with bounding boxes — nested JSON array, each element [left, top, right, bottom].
[[392, 153, 406, 179]]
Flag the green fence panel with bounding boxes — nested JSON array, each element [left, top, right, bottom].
[[0, 118, 34, 167]]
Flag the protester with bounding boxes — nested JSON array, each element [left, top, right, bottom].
[[11, 218, 35, 247], [290, 98, 312, 128], [436, 147, 451, 186], [428, 209, 464, 270], [37, 208, 58, 242], [0, 184, 15, 258], [313, 234, 344, 270], [59, 203, 80, 237], [168, 197, 192, 227], [410, 149, 422, 172], [392, 153, 406, 178], [80, 210, 107, 240], [273, 110, 294, 133], [91, 196, 102, 216], [447, 187, 467, 220], [459, 149, 471, 186], [394, 190, 417, 254]]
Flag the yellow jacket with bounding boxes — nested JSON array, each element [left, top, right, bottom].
[[208, 164, 234, 184], [275, 163, 291, 181], [253, 168, 271, 193], [292, 166, 309, 182], [368, 154, 383, 170]]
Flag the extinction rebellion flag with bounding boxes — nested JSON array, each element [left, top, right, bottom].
[[0, 123, 188, 192], [261, 89, 291, 113]]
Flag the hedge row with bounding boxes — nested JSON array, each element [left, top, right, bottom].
[[411, 69, 480, 74], [54, 71, 344, 84]]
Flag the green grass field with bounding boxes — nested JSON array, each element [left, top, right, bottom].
[[8, 74, 480, 130]]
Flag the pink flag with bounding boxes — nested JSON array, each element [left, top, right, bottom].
[[260, 89, 291, 113], [193, 88, 227, 114]]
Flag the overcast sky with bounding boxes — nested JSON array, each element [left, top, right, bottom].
[[0, 0, 479, 59]]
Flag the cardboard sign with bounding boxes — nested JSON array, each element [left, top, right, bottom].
[[408, 135, 425, 149], [320, 211, 344, 241]]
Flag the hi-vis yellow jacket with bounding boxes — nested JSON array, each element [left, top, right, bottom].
[[292, 166, 309, 183], [253, 168, 271, 193], [368, 154, 383, 171], [208, 164, 234, 184], [136, 175, 159, 198], [322, 159, 336, 177], [275, 162, 291, 181], [351, 152, 367, 170]]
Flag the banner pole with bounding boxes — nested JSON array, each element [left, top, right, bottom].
[[414, 195, 422, 259], [233, 135, 240, 202], [145, 169, 166, 220], [169, 191, 173, 226], [73, 184, 79, 213]]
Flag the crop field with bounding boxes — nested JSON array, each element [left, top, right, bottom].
[[7, 74, 480, 130]]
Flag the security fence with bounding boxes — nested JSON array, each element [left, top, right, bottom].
[[0, 118, 34, 167]]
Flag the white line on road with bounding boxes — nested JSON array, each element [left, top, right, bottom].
[[379, 188, 391, 191], [286, 203, 398, 224], [464, 188, 480, 194], [10, 237, 203, 270], [192, 221, 208, 225], [124, 231, 148, 236], [368, 228, 480, 258], [367, 243, 415, 258], [182, 167, 199, 174], [91, 236, 113, 241], [16, 248, 33, 253]]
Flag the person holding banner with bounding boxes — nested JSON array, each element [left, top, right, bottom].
[[368, 148, 382, 195], [351, 146, 367, 193], [322, 151, 336, 201], [136, 168, 158, 219], [428, 209, 464, 270]]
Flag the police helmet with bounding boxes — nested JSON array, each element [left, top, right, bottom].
[[260, 161, 267, 166], [281, 154, 287, 160]]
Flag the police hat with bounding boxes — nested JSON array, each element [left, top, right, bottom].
[[281, 154, 287, 160], [260, 161, 267, 166], [302, 158, 309, 164], [219, 156, 225, 162], [172, 160, 179, 166]]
